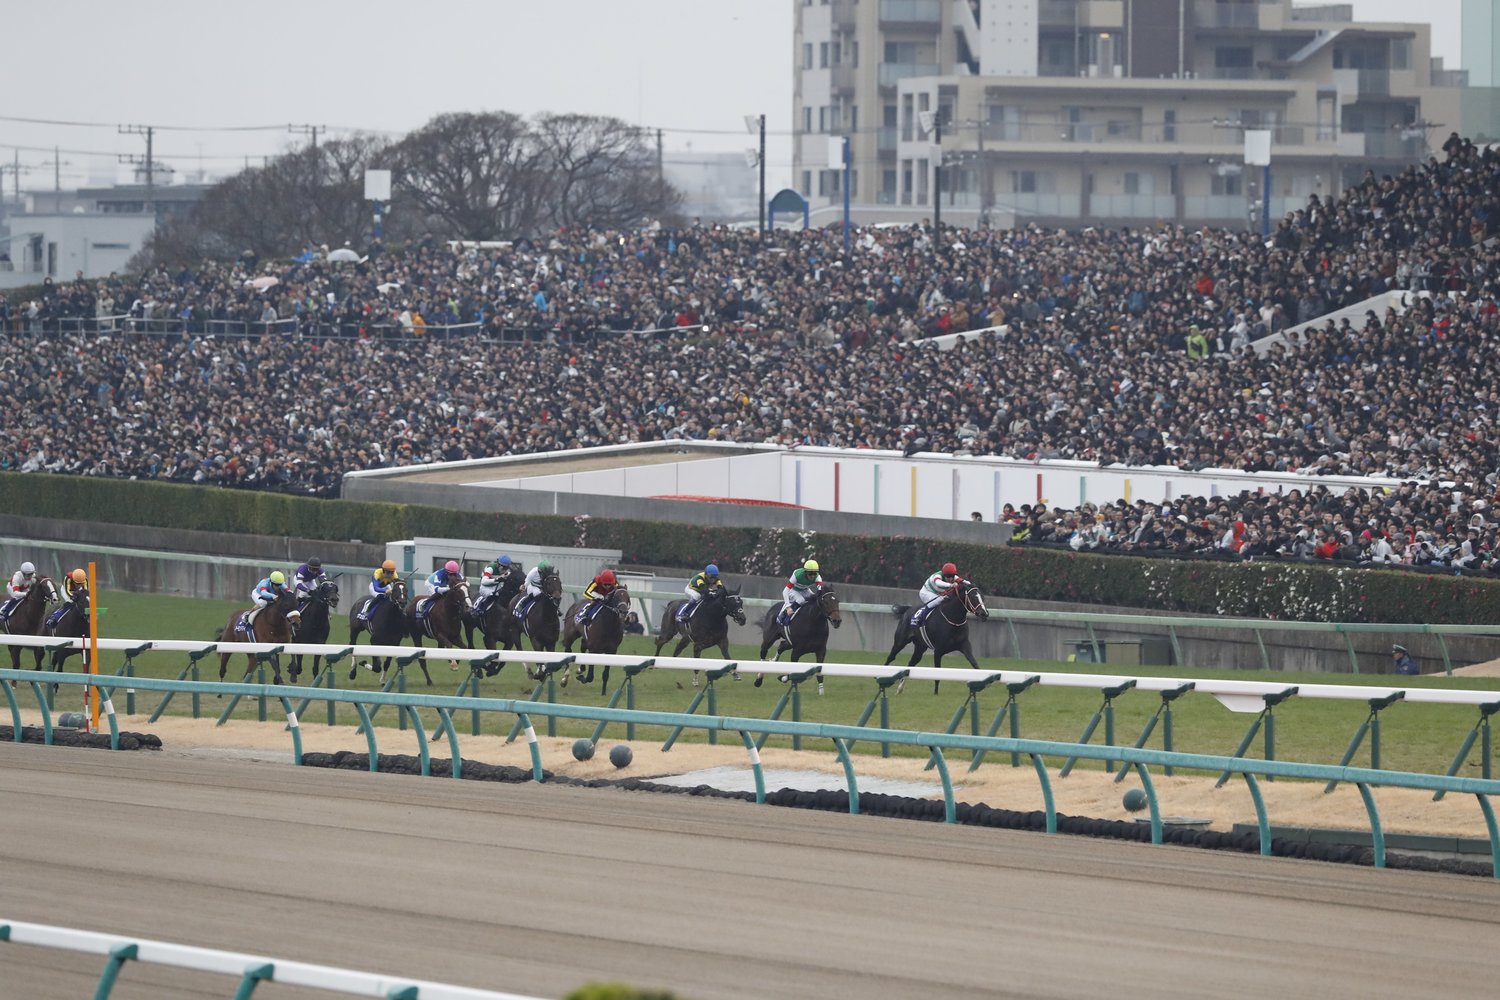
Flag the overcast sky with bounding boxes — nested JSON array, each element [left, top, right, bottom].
[[0, 0, 1466, 194]]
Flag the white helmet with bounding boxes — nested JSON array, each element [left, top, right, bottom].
[[20, 561, 35, 575]]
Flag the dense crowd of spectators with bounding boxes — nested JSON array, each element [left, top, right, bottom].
[[1, 135, 1497, 564], [1006, 481, 1500, 575]]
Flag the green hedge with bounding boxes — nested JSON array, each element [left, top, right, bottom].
[[3, 473, 1498, 624]]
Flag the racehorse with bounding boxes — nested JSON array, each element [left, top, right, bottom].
[[500, 570, 563, 679], [42, 586, 88, 677], [561, 585, 631, 689], [404, 581, 471, 683], [349, 578, 409, 682], [885, 578, 990, 693], [290, 578, 339, 681], [756, 583, 842, 688], [464, 570, 526, 655], [217, 588, 299, 685], [2, 576, 60, 674], [654, 586, 745, 687]]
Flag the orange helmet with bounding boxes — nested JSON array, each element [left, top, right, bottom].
[[598, 569, 617, 586], [381, 559, 396, 573], [70, 568, 87, 584]]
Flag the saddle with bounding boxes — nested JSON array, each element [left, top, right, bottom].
[[513, 595, 534, 620], [235, 611, 256, 641], [911, 605, 933, 627], [776, 603, 803, 627], [44, 606, 70, 629], [415, 596, 436, 620], [675, 600, 698, 623]]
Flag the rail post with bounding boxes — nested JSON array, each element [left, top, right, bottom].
[[148, 645, 214, 722], [120, 643, 150, 716], [1325, 692, 1405, 793], [663, 663, 736, 750], [589, 660, 653, 744], [969, 676, 1039, 771], [1114, 683, 1195, 781], [1216, 687, 1298, 787], [505, 659, 572, 743], [848, 670, 909, 758], [1435, 701, 1500, 801], [755, 666, 820, 751], [1059, 680, 1137, 777], [926, 673, 1002, 771]]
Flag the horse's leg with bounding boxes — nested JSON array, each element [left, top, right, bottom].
[[931, 649, 945, 695], [218, 650, 232, 683], [269, 653, 284, 686]]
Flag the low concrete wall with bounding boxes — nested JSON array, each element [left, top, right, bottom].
[[341, 479, 1013, 545]]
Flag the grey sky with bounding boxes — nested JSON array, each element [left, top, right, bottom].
[[1, 0, 1465, 195]]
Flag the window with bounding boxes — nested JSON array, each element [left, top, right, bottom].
[[91, 242, 130, 250], [1211, 173, 1243, 196], [1216, 47, 1252, 68], [831, 40, 841, 65], [819, 106, 828, 132], [884, 104, 898, 127], [849, 170, 857, 199], [803, 43, 813, 69], [1163, 109, 1177, 142], [820, 42, 829, 68], [1011, 171, 1055, 194], [882, 169, 897, 195], [803, 107, 812, 133], [885, 41, 918, 63], [1124, 172, 1155, 195], [802, 170, 812, 194], [1390, 38, 1411, 71], [850, 40, 858, 67], [850, 105, 858, 131]]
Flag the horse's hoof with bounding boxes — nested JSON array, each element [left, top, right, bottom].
[[753, 676, 763, 688], [817, 683, 825, 696], [675, 681, 684, 690]]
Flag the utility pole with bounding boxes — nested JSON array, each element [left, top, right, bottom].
[[39, 146, 75, 194], [119, 125, 155, 218], [745, 114, 768, 237], [0, 152, 34, 206], [976, 121, 990, 225], [289, 124, 324, 151], [656, 128, 664, 200], [933, 115, 943, 234]]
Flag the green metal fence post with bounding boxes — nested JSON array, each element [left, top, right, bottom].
[[1434, 701, 1500, 801], [435, 708, 463, 779], [739, 729, 766, 804], [149, 646, 214, 722], [1133, 763, 1163, 845], [1114, 683, 1195, 782], [1435, 632, 1454, 677], [26, 681, 53, 745], [1059, 681, 1136, 777], [589, 661, 653, 744], [1356, 782, 1386, 868], [1254, 628, 1271, 670], [969, 676, 1039, 772], [516, 711, 544, 781], [927, 673, 1000, 772], [1005, 616, 1021, 658], [1339, 627, 1360, 674], [755, 667, 819, 751], [121, 644, 150, 716], [1030, 753, 1057, 832], [1085, 621, 1102, 664], [926, 747, 956, 823], [1216, 687, 1297, 787], [663, 664, 734, 751], [1475, 794, 1500, 879], [92, 941, 138, 1000], [504, 659, 571, 743], [1167, 625, 1183, 668], [350, 703, 380, 772], [831, 737, 860, 814], [1242, 772, 1272, 856], [2, 678, 23, 742], [847, 670, 907, 757], [402, 706, 431, 776], [279, 697, 303, 766], [231, 962, 274, 1000], [1325, 692, 1404, 794]]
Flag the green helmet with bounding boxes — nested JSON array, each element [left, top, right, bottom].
[[538, 559, 553, 572]]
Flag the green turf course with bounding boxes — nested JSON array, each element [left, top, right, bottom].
[[21, 590, 1500, 777]]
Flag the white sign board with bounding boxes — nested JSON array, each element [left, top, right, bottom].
[[826, 137, 845, 170], [363, 169, 392, 202], [1244, 130, 1272, 167]]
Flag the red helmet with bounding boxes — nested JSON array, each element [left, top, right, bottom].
[[942, 562, 958, 576], [598, 569, 617, 586]]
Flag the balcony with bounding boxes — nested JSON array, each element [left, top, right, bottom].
[[1356, 69, 1390, 96], [1038, 0, 1074, 25], [830, 0, 857, 32], [1358, 131, 1425, 159], [879, 62, 941, 88], [1193, 0, 1259, 29], [879, 0, 942, 26], [831, 63, 857, 94], [1090, 194, 1178, 219]]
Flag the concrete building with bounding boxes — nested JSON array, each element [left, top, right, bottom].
[[1461, 0, 1500, 139], [662, 152, 761, 223], [792, 0, 1467, 229]]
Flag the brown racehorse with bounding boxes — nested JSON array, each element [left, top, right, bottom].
[[561, 585, 631, 690], [3, 575, 59, 674], [403, 581, 470, 684], [349, 579, 409, 682], [500, 571, 563, 679], [218, 589, 299, 684], [654, 586, 746, 687], [756, 583, 842, 691]]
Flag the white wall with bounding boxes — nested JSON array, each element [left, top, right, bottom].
[[468, 443, 1408, 522], [0, 213, 151, 289], [981, 0, 1039, 76]]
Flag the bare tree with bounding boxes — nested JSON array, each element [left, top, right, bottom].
[[534, 113, 678, 229]]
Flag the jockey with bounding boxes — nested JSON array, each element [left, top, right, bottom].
[[62, 568, 88, 605], [359, 560, 400, 622], [915, 562, 962, 623], [247, 570, 295, 630], [579, 568, 619, 622], [477, 554, 520, 614], [516, 559, 555, 617], [779, 559, 822, 625], [425, 559, 464, 597], [293, 557, 326, 606], [677, 564, 721, 622], [0, 560, 37, 622]]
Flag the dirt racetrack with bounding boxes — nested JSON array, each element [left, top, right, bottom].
[[3, 736, 1500, 999]]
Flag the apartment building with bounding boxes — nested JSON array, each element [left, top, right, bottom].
[[792, 0, 1466, 228]]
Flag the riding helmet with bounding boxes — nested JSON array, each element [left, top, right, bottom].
[[705, 564, 719, 576], [270, 570, 286, 584], [599, 569, 618, 585], [803, 559, 819, 573], [70, 568, 86, 584], [499, 555, 512, 566], [20, 561, 35, 575], [538, 559, 553, 571], [381, 559, 396, 572], [444, 560, 460, 574], [942, 562, 958, 575], [308, 557, 322, 571]]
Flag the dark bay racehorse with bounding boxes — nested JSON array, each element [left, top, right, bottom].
[[290, 578, 339, 681], [464, 570, 526, 654], [218, 589, 299, 684], [349, 579, 409, 682], [3, 576, 60, 674], [500, 571, 562, 679], [886, 578, 990, 693], [562, 586, 631, 689], [655, 586, 745, 687], [756, 583, 842, 687], [43, 586, 89, 675], [404, 581, 470, 682]]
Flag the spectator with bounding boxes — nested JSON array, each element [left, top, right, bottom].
[[1391, 644, 1419, 676]]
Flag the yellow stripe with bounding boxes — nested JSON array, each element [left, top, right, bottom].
[[910, 467, 918, 516]]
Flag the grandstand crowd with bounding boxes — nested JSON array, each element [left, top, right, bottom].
[[2, 134, 1498, 573]]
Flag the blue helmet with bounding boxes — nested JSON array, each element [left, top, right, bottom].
[[705, 564, 720, 576], [498, 555, 512, 566]]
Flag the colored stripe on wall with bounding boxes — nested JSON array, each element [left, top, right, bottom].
[[795, 460, 802, 506], [834, 462, 841, 512], [873, 464, 881, 515], [1124, 478, 1132, 504], [910, 467, 918, 517]]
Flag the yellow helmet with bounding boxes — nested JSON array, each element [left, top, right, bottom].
[[70, 568, 86, 584], [382, 559, 396, 572], [803, 559, 819, 573], [269, 571, 286, 585]]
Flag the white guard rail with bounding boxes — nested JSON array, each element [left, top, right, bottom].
[[3, 633, 1499, 714]]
